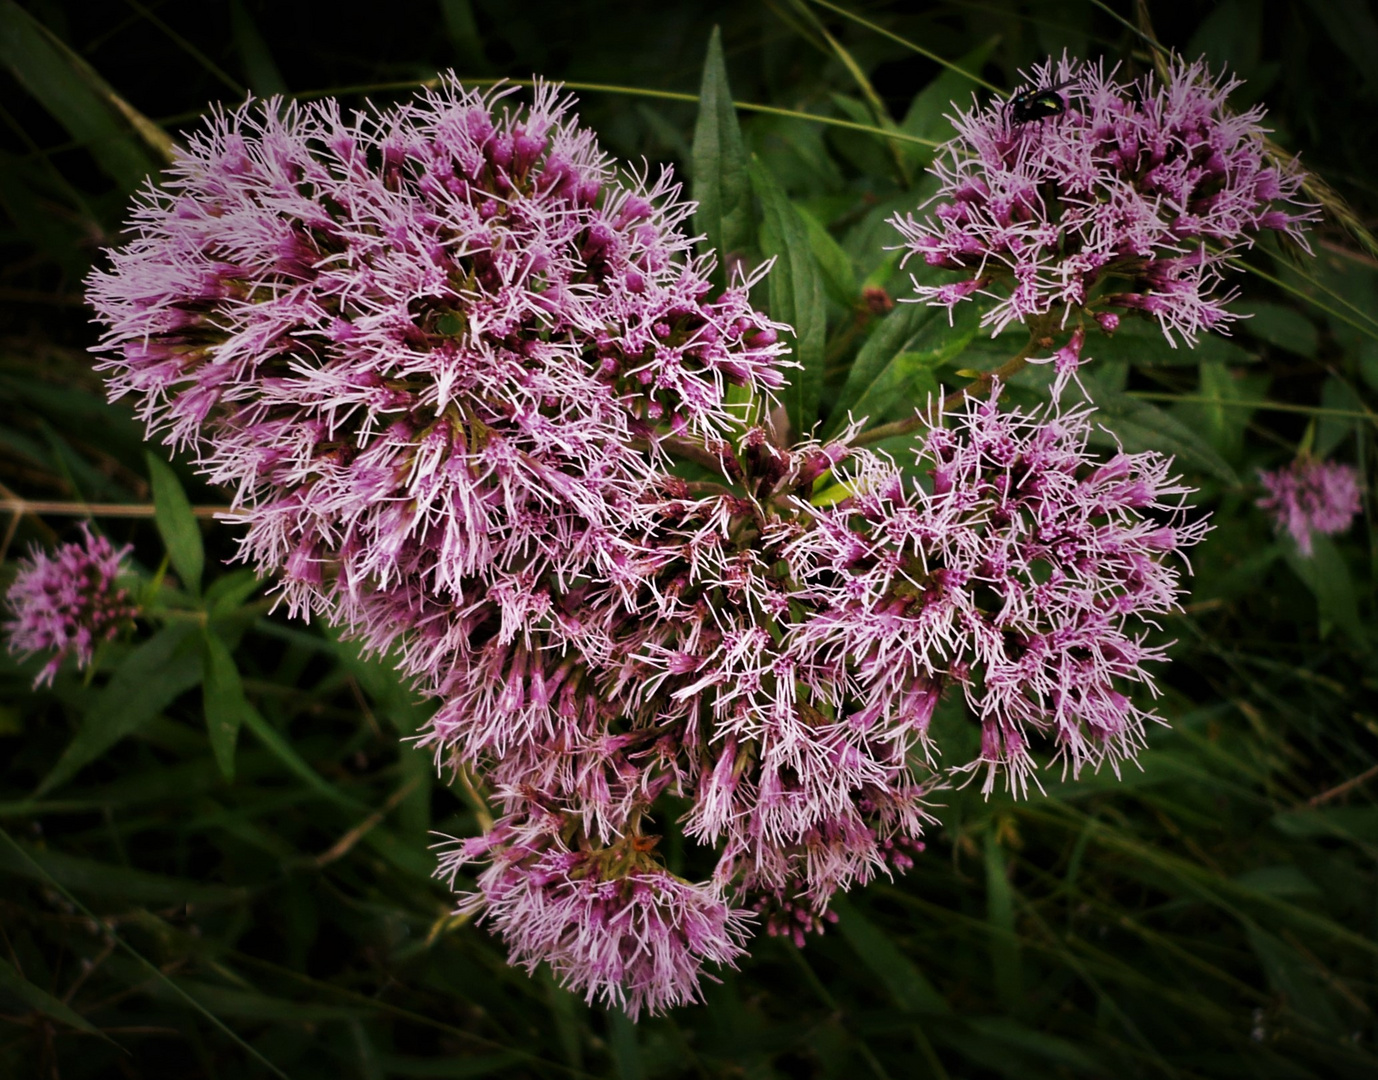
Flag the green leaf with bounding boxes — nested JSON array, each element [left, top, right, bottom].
[[1088, 318, 1258, 368], [985, 829, 1022, 1010], [826, 93, 895, 180], [1274, 806, 1378, 844], [205, 568, 261, 618], [746, 114, 844, 199], [175, 978, 365, 1022], [0, 148, 93, 279], [608, 1009, 645, 1080], [1241, 300, 1319, 357], [1301, 0, 1378, 96], [328, 630, 430, 735], [439, 0, 488, 74], [238, 704, 436, 880], [0, 954, 105, 1038], [692, 26, 751, 286], [898, 39, 997, 170], [200, 627, 250, 782], [36, 623, 203, 796], [826, 301, 938, 435], [846, 350, 942, 427], [1079, 386, 1239, 484], [240, 702, 359, 811], [795, 203, 857, 305], [0, 0, 163, 192], [0, 840, 244, 905], [1246, 923, 1346, 1034], [1316, 376, 1362, 457], [961, 1017, 1100, 1073], [1233, 865, 1322, 898], [229, 0, 287, 95], [1284, 533, 1368, 645], [751, 157, 825, 437], [1177, 360, 1270, 463], [829, 301, 982, 436], [147, 451, 205, 596], [831, 895, 949, 1014], [1360, 338, 1378, 392]]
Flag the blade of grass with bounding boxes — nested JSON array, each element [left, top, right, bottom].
[[0, 0, 171, 185], [804, 0, 1002, 93], [0, 954, 109, 1039], [255, 77, 940, 149], [0, 825, 291, 1080]]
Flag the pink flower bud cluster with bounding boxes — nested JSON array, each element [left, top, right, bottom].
[[1257, 459, 1363, 555], [893, 55, 1318, 344], [5, 525, 136, 687], [82, 76, 1207, 1016]]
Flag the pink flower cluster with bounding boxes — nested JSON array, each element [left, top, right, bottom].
[[5, 525, 136, 687], [791, 391, 1208, 797], [86, 77, 786, 1013], [893, 55, 1318, 345], [87, 78, 788, 634], [418, 387, 1202, 1006], [80, 76, 1207, 1015], [1257, 459, 1363, 555], [437, 811, 753, 1019]]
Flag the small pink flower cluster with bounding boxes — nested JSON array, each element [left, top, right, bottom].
[[1258, 459, 1363, 555], [79, 76, 1208, 1016], [438, 812, 754, 1019], [893, 55, 1318, 346], [5, 525, 136, 687]]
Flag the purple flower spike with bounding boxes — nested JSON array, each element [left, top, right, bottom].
[[1258, 459, 1363, 555], [892, 54, 1319, 345], [5, 526, 136, 687]]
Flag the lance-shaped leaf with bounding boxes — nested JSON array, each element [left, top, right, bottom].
[[692, 26, 751, 289], [0, 0, 167, 192], [147, 451, 205, 596], [0, 955, 105, 1038], [200, 627, 251, 781], [751, 157, 825, 438], [36, 623, 203, 796]]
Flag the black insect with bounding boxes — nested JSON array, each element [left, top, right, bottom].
[[1006, 85, 1067, 125]]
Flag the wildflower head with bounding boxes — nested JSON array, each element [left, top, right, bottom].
[[437, 814, 753, 1019], [892, 54, 1318, 344], [790, 386, 1209, 795], [1257, 459, 1363, 555], [5, 525, 136, 687], [86, 77, 788, 637]]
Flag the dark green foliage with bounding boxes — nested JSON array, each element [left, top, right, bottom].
[[1, 2, 1375, 1077]]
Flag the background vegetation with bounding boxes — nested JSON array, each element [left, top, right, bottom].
[[2, 1, 1377, 1077]]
